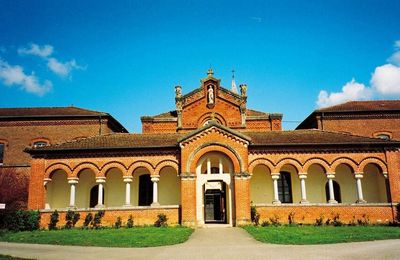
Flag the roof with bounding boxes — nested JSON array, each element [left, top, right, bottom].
[[247, 130, 398, 146], [317, 100, 400, 113], [146, 109, 268, 120], [0, 106, 108, 117]]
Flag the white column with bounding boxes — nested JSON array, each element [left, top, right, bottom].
[[43, 178, 52, 209], [355, 173, 366, 203], [219, 158, 223, 174], [327, 173, 337, 204], [299, 173, 309, 204], [151, 175, 160, 206], [68, 177, 78, 208], [123, 176, 133, 207], [271, 173, 281, 204], [207, 158, 211, 174], [96, 177, 106, 208]]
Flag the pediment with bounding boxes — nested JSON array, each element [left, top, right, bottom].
[[178, 121, 251, 148]]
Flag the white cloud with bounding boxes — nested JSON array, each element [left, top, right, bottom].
[[18, 43, 53, 58], [0, 59, 52, 96], [317, 79, 372, 108], [371, 64, 400, 95], [47, 58, 85, 77], [388, 51, 400, 66]]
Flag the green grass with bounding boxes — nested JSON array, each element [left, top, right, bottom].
[[0, 227, 194, 248], [243, 225, 400, 245]]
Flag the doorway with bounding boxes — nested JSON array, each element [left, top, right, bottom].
[[204, 182, 227, 223]]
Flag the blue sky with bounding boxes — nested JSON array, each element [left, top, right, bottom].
[[1, 0, 400, 132]]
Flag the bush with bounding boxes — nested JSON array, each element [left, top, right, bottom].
[[92, 210, 105, 229], [154, 213, 168, 227], [48, 210, 59, 230], [357, 214, 370, 226], [269, 215, 280, 226], [114, 216, 122, 229], [396, 203, 400, 223], [348, 216, 357, 226], [288, 212, 296, 225], [250, 205, 260, 226], [127, 215, 134, 228], [0, 210, 40, 231], [65, 210, 80, 229], [315, 215, 324, 226], [261, 220, 270, 227], [332, 213, 343, 227], [83, 213, 93, 228]]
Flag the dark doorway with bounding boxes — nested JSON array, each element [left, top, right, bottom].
[[204, 182, 227, 223], [325, 181, 342, 203], [139, 174, 153, 206], [278, 171, 293, 203], [90, 185, 104, 208]]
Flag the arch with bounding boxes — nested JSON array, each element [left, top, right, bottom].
[[198, 112, 227, 127], [72, 162, 100, 177], [275, 158, 303, 174], [127, 161, 154, 176], [248, 158, 274, 174], [154, 160, 179, 176], [100, 161, 127, 177], [331, 157, 358, 173], [45, 163, 72, 178], [187, 143, 242, 173], [303, 158, 331, 173], [358, 157, 388, 174]]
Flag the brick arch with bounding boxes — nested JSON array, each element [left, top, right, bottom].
[[275, 158, 303, 174], [358, 157, 388, 174], [72, 162, 100, 178], [187, 143, 242, 173], [100, 161, 127, 177], [45, 163, 72, 179], [248, 158, 274, 174], [197, 112, 227, 127], [331, 157, 358, 173], [127, 161, 154, 176], [303, 158, 331, 173], [154, 160, 179, 176]]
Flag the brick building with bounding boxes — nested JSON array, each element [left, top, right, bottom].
[[14, 70, 400, 227]]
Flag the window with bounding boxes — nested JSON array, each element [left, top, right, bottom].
[[138, 174, 153, 206], [377, 134, 390, 140], [0, 143, 4, 165], [33, 141, 48, 148], [278, 171, 293, 203]]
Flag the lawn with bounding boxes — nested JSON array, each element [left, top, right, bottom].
[[243, 225, 400, 245], [0, 227, 194, 247]]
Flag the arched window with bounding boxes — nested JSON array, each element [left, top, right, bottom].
[[90, 185, 104, 208], [325, 181, 342, 203], [377, 134, 390, 140], [33, 141, 48, 148], [278, 171, 292, 203], [139, 174, 153, 206]]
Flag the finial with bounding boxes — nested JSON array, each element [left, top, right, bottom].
[[231, 69, 238, 94], [232, 69, 235, 79], [207, 68, 214, 77]]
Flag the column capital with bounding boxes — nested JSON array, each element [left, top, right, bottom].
[[383, 172, 388, 178], [43, 178, 52, 186], [298, 173, 307, 179], [271, 173, 280, 180], [96, 176, 106, 183], [123, 176, 133, 182], [151, 175, 160, 182], [354, 173, 364, 179], [67, 177, 79, 184], [326, 173, 335, 179]]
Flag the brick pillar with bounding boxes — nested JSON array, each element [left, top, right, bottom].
[[386, 149, 400, 203], [28, 158, 46, 210], [234, 173, 251, 226], [181, 173, 196, 227]]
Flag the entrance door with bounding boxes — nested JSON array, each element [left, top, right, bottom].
[[204, 183, 227, 223]]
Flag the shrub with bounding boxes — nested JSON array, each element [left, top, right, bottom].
[[114, 216, 122, 229], [396, 203, 400, 223], [269, 215, 280, 226], [250, 205, 260, 226], [315, 215, 324, 226], [0, 210, 40, 231], [348, 216, 357, 226], [261, 220, 270, 227], [72, 212, 80, 227], [357, 214, 370, 226], [288, 212, 296, 225], [126, 215, 134, 228], [83, 213, 93, 228], [65, 210, 80, 229], [332, 213, 343, 227], [48, 210, 59, 230], [92, 210, 105, 229], [154, 213, 168, 227]]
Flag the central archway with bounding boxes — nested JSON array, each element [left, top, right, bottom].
[[195, 151, 234, 226]]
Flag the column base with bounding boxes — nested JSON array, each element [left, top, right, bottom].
[[67, 205, 77, 210], [45, 203, 51, 210], [95, 204, 105, 209], [151, 202, 160, 207], [123, 204, 132, 208], [300, 199, 309, 204], [272, 200, 281, 205], [328, 199, 338, 204], [356, 199, 367, 204]]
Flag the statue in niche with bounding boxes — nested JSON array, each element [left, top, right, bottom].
[[208, 85, 214, 104]]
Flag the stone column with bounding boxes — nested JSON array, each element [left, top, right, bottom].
[[123, 176, 133, 207], [96, 177, 106, 208], [355, 173, 366, 203], [271, 173, 281, 204], [207, 158, 211, 174], [151, 175, 160, 206], [219, 158, 223, 174], [181, 173, 196, 227], [327, 173, 338, 204], [234, 173, 251, 226], [299, 173, 309, 204], [68, 177, 79, 208], [43, 178, 52, 209]]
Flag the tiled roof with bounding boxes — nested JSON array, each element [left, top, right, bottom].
[[148, 109, 267, 119], [246, 109, 268, 117], [317, 100, 400, 113], [246, 129, 397, 146], [0, 107, 108, 117]]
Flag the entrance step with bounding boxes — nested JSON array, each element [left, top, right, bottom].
[[202, 224, 232, 228]]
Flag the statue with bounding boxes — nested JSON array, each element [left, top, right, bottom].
[[175, 85, 182, 98], [208, 85, 214, 104]]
